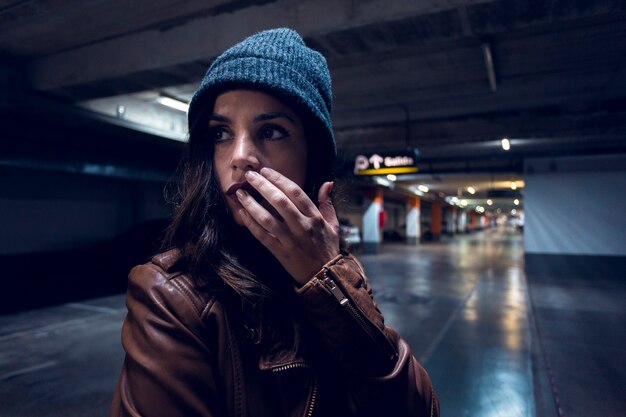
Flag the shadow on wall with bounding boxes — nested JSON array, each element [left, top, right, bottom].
[[0, 218, 170, 314]]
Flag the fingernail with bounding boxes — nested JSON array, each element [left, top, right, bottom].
[[260, 167, 273, 177], [245, 170, 259, 180], [236, 189, 248, 199]]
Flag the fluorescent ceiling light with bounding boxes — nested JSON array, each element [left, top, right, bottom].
[[501, 138, 511, 151], [417, 184, 429, 193], [467, 186, 476, 195], [157, 96, 189, 113], [374, 176, 392, 188], [387, 174, 397, 181]]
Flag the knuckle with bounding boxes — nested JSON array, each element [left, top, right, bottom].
[[275, 194, 290, 209], [289, 186, 303, 199], [311, 215, 325, 229], [301, 221, 315, 237], [260, 214, 274, 228]]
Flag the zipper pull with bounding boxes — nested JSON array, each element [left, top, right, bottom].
[[322, 271, 349, 306]]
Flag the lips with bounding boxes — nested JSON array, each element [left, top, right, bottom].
[[226, 181, 263, 202]]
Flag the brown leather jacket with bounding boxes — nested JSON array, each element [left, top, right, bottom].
[[110, 250, 439, 417]]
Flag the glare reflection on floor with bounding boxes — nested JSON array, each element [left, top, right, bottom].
[[361, 227, 534, 417]]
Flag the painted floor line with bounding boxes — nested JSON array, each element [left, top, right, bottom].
[[66, 302, 124, 315], [0, 314, 118, 342], [0, 360, 58, 381], [419, 280, 479, 364]]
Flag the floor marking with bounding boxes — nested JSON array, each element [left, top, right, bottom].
[[66, 302, 123, 314], [0, 313, 122, 342], [419, 281, 479, 364], [0, 360, 58, 380]]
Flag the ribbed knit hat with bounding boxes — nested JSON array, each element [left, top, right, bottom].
[[188, 28, 336, 163]]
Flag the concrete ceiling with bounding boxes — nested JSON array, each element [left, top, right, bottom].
[[1, 0, 626, 207]]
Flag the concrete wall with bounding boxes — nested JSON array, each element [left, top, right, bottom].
[[0, 169, 169, 255], [524, 154, 626, 277], [524, 154, 626, 256]]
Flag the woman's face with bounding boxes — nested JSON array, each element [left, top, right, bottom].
[[210, 89, 308, 226]]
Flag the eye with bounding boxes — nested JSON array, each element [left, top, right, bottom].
[[207, 126, 232, 143], [258, 124, 289, 141]]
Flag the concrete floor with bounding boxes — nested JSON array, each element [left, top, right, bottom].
[[1, 228, 624, 416]]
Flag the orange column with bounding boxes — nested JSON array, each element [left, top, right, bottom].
[[431, 201, 442, 239], [470, 212, 477, 230]]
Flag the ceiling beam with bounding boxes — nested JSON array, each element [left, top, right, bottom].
[[26, 0, 496, 91]]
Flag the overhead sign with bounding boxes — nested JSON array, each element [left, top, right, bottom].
[[353, 150, 419, 175]]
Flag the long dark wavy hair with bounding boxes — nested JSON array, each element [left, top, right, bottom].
[[162, 89, 334, 305]]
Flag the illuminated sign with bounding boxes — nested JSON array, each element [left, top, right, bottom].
[[354, 150, 419, 175]]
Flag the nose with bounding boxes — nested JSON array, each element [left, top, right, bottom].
[[231, 132, 260, 172]]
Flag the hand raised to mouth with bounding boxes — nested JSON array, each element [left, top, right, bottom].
[[227, 181, 264, 203], [235, 167, 340, 285]]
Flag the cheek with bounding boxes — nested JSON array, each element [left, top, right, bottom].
[[212, 156, 228, 187], [275, 140, 308, 187]]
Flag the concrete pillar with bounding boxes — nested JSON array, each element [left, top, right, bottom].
[[457, 210, 467, 233], [445, 206, 456, 235], [431, 201, 442, 240], [406, 196, 421, 245], [362, 188, 383, 254]]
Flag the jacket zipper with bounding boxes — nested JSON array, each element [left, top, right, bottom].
[[322, 270, 397, 362], [272, 363, 318, 417]]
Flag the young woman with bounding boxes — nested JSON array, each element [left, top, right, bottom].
[[110, 28, 439, 417]]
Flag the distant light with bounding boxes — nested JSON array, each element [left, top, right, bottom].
[[418, 184, 429, 193], [476, 206, 485, 213], [157, 96, 189, 113], [514, 199, 520, 205], [487, 199, 493, 206], [511, 209, 517, 215], [461, 200, 468, 206], [501, 138, 511, 151], [510, 181, 518, 190], [116, 105, 126, 119], [387, 174, 397, 181], [496, 208, 502, 214], [467, 186, 476, 195], [374, 176, 393, 188]]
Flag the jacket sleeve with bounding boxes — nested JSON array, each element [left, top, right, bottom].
[[294, 254, 440, 417], [109, 264, 227, 417]]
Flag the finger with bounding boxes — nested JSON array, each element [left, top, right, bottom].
[[317, 181, 339, 231], [259, 167, 317, 217], [237, 208, 284, 253], [236, 188, 286, 237], [244, 170, 305, 228]]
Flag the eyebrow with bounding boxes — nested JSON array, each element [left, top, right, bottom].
[[207, 111, 295, 124], [207, 114, 230, 123], [253, 112, 295, 123]]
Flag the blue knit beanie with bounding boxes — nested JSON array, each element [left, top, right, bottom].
[[188, 28, 336, 164]]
